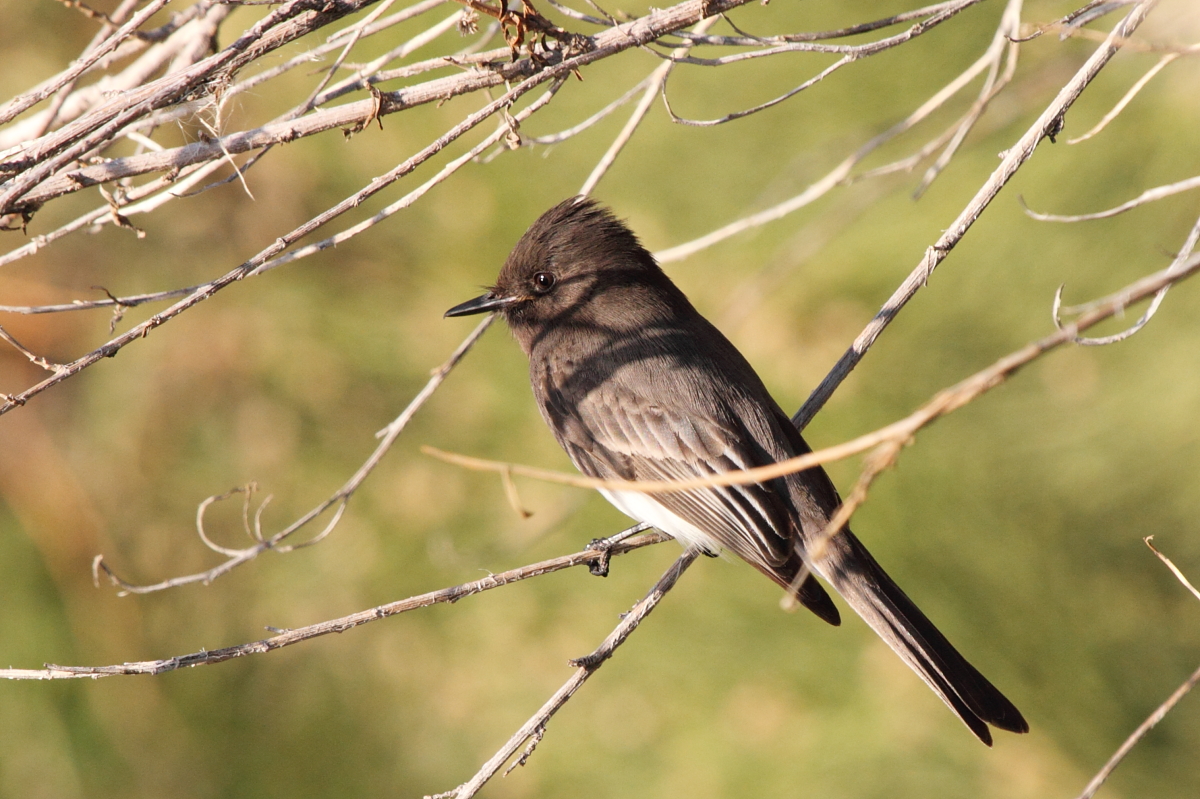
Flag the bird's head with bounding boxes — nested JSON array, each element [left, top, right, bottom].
[[445, 197, 677, 350]]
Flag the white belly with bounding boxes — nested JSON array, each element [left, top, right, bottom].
[[599, 488, 721, 555]]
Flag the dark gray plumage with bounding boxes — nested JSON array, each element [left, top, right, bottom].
[[445, 196, 1027, 745]]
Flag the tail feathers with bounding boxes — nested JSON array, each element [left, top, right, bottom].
[[760, 559, 841, 627], [812, 531, 1028, 745]]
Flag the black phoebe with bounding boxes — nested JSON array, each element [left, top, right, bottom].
[[445, 197, 1027, 745]]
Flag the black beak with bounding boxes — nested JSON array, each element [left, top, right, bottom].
[[444, 292, 517, 318]]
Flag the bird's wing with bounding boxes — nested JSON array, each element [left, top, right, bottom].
[[542, 372, 795, 571], [542, 369, 841, 625]]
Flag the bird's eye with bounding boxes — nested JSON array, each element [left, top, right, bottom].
[[532, 272, 556, 293]]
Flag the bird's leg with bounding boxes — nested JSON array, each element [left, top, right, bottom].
[[586, 522, 652, 576]]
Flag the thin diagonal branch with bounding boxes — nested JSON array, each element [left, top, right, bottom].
[[439, 547, 700, 799], [1145, 536, 1200, 603], [792, 0, 1157, 430], [1071, 661, 1200, 799], [95, 314, 496, 593], [1067, 50, 1181, 143], [913, 0, 1022, 196], [1071, 537, 1200, 799], [247, 76, 567, 276], [660, 0, 986, 127], [578, 16, 715, 196]]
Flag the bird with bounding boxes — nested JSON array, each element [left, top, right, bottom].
[[445, 196, 1027, 745]]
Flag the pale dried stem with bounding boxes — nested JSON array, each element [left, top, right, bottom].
[[661, 0, 987, 127], [521, 75, 652, 146], [914, 0, 1022, 196], [221, 0, 449, 103], [1144, 536, 1200, 603], [0, 325, 65, 372], [1068, 51, 1180, 143], [1024, 174, 1200, 222], [299, 1, 401, 113], [0, 3, 485, 271], [0, 4, 231, 152], [0, 0, 757, 215], [1074, 661, 1200, 799], [247, 77, 565, 277], [0, 160, 232, 277], [0, 0, 172, 127], [674, 0, 982, 44], [0, 0, 299, 206], [33, 0, 144, 139]]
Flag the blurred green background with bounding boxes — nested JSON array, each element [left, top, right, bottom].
[[2, 0, 1199, 797]]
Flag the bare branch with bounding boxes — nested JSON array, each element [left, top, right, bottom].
[[0, 4, 486, 269], [3, 530, 669, 680], [221, 0, 450, 103], [674, 0, 982, 44], [913, 0, 1022, 196], [0, 0, 172, 126], [1072, 663, 1200, 799], [0, 325, 66, 373], [578, 16, 716, 196], [0, 4, 231, 153], [248, 76, 567, 275], [2, 0, 759, 214], [1, 0, 368, 215], [1144, 536, 1200, 604], [521, 75, 652, 146], [0, 0, 768, 419], [3, 77, 561, 309]]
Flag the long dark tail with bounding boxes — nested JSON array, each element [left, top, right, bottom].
[[801, 530, 1028, 746]]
